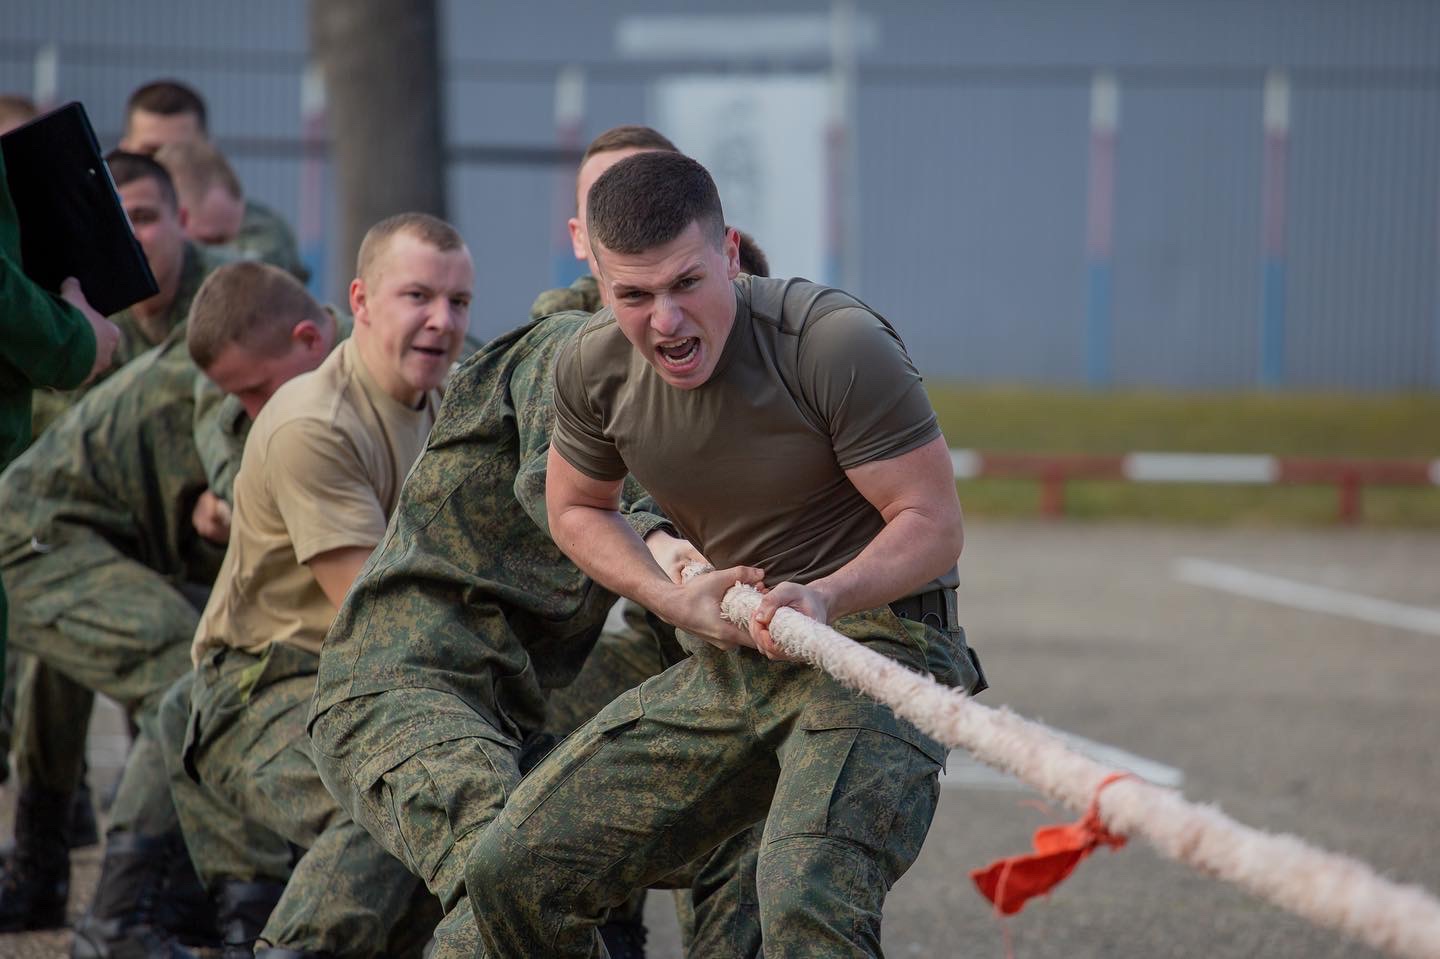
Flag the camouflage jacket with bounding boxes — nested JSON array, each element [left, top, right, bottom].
[[528, 274, 600, 320], [0, 324, 226, 588], [312, 311, 671, 742], [31, 242, 227, 439], [235, 198, 308, 284]]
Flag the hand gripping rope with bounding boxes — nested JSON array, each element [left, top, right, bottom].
[[702, 576, 1440, 959]]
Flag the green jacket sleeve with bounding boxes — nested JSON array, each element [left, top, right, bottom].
[[0, 250, 96, 392]]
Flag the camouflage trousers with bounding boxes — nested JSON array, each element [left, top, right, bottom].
[[465, 606, 975, 959], [165, 642, 435, 956], [310, 602, 763, 959], [2, 532, 200, 833]]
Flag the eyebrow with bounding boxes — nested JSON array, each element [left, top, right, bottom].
[[612, 261, 705, 296]]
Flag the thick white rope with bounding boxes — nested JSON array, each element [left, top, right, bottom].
[[714, 580, 1440, 959]]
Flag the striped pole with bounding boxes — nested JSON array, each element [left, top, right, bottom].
[[551, 66, 586, 288], [299, 64, 328, 297], [1261, 70, 1290, 388], [827, 0, 860, 290], [1086, 71, 1119, 387], [32, 43, 59, 112]]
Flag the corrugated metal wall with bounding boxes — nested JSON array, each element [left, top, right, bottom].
[[3, 0, 1438, 390]]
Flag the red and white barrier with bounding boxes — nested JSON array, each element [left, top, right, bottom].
[[949, 449, 1440, 522]]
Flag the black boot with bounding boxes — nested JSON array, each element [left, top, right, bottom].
[[152, 832, 219, 947], [68, 776, 100, 849], [598, 915, 649, 959], [212, 879, 284, 959], [0, 784, 72, 932], [70, 831, 194, 959], [254, 949, 330, 958]]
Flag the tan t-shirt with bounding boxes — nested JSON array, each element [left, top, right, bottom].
[[552, 275, 956, 590], [191, 337, 438, 661]]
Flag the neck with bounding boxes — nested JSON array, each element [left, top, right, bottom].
[[131, 268, 181, 343], [353, 334, 422, 408]]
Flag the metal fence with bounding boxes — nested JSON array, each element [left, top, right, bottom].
[[4, 0, 1439, 390]]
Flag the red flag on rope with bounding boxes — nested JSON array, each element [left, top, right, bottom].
[[971, 772, 1135, 915]]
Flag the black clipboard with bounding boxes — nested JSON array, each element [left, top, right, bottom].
[[1, 101, 158, 316]]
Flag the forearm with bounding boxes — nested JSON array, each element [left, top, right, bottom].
[[809, 505, 963, 620], [551, 503, 680, 616]]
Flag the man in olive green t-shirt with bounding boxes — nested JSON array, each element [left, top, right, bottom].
[[466, 151, 984, 958]]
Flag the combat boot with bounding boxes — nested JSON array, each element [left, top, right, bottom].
[[211, 879, 285, 959], [0, 784, 72, 931], [70, 831, 195, 959], [152, 831, 219, 947], [599, 915, 649, 959], [68, 776, 101, 848]]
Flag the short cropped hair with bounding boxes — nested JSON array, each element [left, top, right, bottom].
[[355, 212, 465, 284], [0, 95, 37, 133], [579, 125, 678, 168], [126, 79, 207, 132], [188, 261, 328, 368], [106, 150, 179, 212], [154, 140, 243, 203], [735, 230, 769, 277], [587, 152, 725, 256]]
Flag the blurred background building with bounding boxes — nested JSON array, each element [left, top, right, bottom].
[[4, 0, 1439, 390]]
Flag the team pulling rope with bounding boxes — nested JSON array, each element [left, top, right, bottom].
[[707, 578, 1440, 959]]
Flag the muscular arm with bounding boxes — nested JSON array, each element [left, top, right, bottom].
[[307, 545, 374, 609], [750, 435, 962, 653], [546, 445, 759, 646]]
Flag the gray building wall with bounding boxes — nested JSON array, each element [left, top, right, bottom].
[[3, 1, 1438, 390]]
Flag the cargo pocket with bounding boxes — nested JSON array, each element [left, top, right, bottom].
[[767, 699, 946, 879], [377, 724, 520, 887]]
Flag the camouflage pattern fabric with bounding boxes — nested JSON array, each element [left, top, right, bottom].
[[528, 274, 601, 320], [465, 607, 976, 958], [0, 326, 230, 836], [170, 642, 429, 955], [309, 312, 759, 958], [234, 198, 309, 284], [192, 379, 250, 504], [29, 242, 225, 440]]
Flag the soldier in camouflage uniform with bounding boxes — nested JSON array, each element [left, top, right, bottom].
[[0, 152, 230, 925], [465, 151, 984, 958], [162, 224, 466, 959], [0, 266, 332, 954], [0, 325, 231, 937], [307, 305, 763, 959], [121, 79, 307, 283], [29, 151, 228, 438]]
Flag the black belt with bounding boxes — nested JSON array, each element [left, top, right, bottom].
[[890, 588, 989, 695], [889, 588, 956, 632]]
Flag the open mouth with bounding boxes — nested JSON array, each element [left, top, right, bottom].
[[412, 345, 447, 358], [656, 337, 700, 371]]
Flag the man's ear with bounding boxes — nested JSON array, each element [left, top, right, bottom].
[[349, 277, 367, 323], [723, 226, 741, 280], [291, 319, 323, 352], [568, 217, 587, 262], [177, 205, 190, 233]]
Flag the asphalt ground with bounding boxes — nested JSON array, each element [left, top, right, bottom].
[[5, 520, 1439, 958]]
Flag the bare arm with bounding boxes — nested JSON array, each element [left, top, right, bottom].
[[545, 445, 761, 647], [750, 435, 962, 655], [307, 545, 374, 609]]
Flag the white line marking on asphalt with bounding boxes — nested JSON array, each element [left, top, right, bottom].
[[941, 730, 1183, 791], [1174, 557, 1440, 637]]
